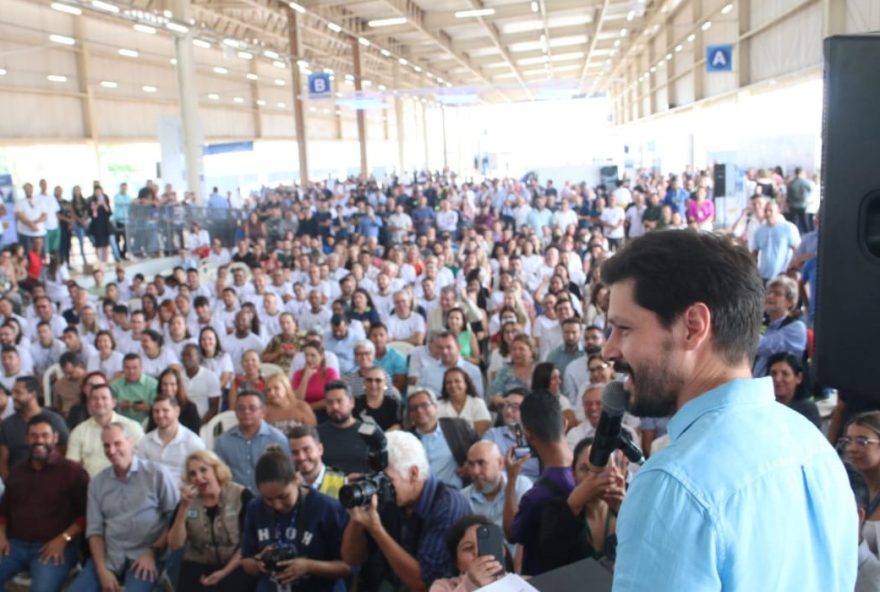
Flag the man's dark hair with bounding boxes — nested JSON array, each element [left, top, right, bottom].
[[521, 390, 564, 443], [368, 322, 388, 336], [324, 380, 352, 400], [15, 375, 41, 398], [62, 326, 79, 336], [287, 424, 320, 443], [112, 304, 129, 315], [26, 412, 56, 433], [600, 230, 764, 365], [122, 352, 141, 363], [236, 389, 266, 406], [59, 351, 82, 369], [193, 296, 210, 309], [0, 345, 18, 356], [561, 317, 582, 328]]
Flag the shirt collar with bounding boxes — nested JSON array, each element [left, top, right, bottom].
[[467, 473, 507, 504], [112, 455, 141, 481], [667, 377, 774, 441]]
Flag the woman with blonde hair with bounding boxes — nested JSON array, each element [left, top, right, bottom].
[[263, 372, 316, 432], [168, 450, 257, 591]]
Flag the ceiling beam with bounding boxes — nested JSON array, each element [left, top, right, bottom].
[[423, 0, 592, 29], [579, 0, 611, 85], [466, 0, 534, 99]]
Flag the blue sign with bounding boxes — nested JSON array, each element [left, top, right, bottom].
[[308, 72, 332, 98], [706, 45, 733, 72], [204, 141, 254, 156]]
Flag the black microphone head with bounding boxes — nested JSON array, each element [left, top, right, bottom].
[[602, 381, 628, 417]]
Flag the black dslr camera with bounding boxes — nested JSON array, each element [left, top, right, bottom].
[[261, 547, 297, 572], [339, 423, 396, 509]]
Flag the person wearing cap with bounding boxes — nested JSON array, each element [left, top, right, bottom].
[[324, 314, 358, 375]]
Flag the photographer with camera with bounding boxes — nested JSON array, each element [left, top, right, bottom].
[[241, 446, 350, 592], [341, 430, 470, 592]]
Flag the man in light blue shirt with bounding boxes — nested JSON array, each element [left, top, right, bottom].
[[113, 182, 132, 259], [601, 230, 856, 592], [462, 441, 531, 555], [526, 195, 553, 235], [753, 200, 800, 281], [752, 275, 807, 377], [69, 422, 178, 592], [206, 187, 228, 212], [213, 390, 287, 493]]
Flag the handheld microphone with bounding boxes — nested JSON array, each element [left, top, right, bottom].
[[589, 381, 629, 469]]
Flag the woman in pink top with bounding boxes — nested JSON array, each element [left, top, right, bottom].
[[291, 342, 338, 420], [429, 515, 507, 592], [686, 187, 715, 231]]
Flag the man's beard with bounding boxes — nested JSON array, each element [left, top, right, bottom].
[[329, 412, 351, 425], [622, 346, 683, 418], [30, 443, 51, 461]]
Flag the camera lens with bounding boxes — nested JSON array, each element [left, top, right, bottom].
[[340, 479, 378, 509]]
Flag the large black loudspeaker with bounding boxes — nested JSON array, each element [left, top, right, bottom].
[[815, 36, 880, 401], [713, 163, 727, 198]]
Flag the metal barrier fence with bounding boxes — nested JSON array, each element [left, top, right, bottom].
[[125, 204, 244, 257]]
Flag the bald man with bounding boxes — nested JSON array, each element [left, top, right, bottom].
[[461, 441, 533, 553]]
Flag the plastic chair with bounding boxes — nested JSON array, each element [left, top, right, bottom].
[[259, 363, 285, 378], [199, 410, 238, 449], [388, 341, 414, 357], [42, 363, 63, 411]]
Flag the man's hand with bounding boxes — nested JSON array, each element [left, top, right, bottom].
[[505, 447, 530, 481], [131, 401, 149, 414], [348, 494, 382, 533], [39, 535, 67, 565], [98, 566, 121, 592], [0, 532, 9, 556], [130, 549, 158, 582], [117, 399, 131, 411], [276, 557, 312, 584]]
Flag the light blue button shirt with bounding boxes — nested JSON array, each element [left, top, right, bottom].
[[754, 221, 800, 279], [613, 377, 857, 592], [419, 425, 462, 490], [462, 472, 532, 555], [213, 421, 288, 493]]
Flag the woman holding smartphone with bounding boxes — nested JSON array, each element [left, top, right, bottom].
[[429, 515, 507, 592]]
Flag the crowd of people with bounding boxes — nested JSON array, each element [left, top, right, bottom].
[[0, 163, 870, 592]]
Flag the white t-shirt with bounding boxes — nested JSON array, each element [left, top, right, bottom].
[[532, 315, 562, 362], [552, 209, 578, 232], [436, 397, 492, 429], [40, 194, 61, 231], [626, 204, 646, 239], [612, 186, 633, 207], [141, 347, 180, 378], [222, 333, 265, 374], [16, 196, 46, 237], [386, 312, 426, 343], [184, 366, 221, 417], [87, 351, 124, 378], [600, 206, 626, 239]]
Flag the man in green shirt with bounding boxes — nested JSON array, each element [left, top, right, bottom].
[[110, 354, 158, 423]]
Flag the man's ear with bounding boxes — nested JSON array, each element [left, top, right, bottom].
[[681, 302, 712, 351]]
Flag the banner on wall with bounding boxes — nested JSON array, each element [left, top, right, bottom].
[[0, 175, 17, 246]]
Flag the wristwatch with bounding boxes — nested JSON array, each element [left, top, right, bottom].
[[61, 532, 72, 543]]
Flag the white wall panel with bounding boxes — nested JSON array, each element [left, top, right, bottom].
[[847, 0, 880, 31], [93, 99, 177, 138], [750, 3, 822, 82], [0, 93, 84, 138], [201, 107, 254, 139]]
